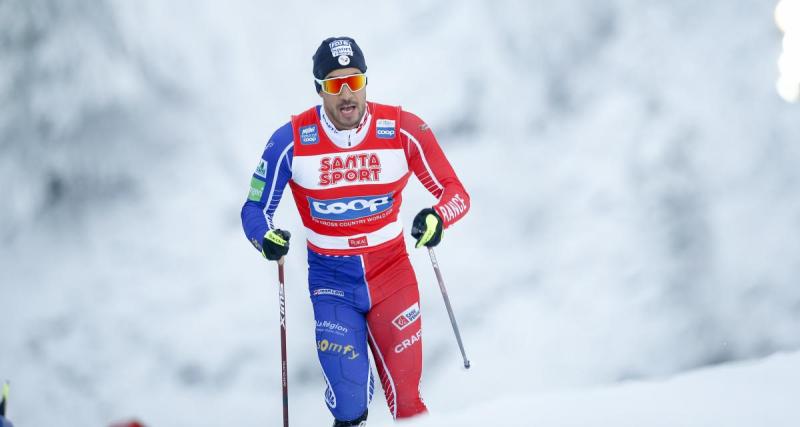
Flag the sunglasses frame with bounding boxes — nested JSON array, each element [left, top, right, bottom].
[[315, 73, 368, 95]]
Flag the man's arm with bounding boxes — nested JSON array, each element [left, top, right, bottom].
[[240, 122, 294, 253], [400, 110, 470, 229]]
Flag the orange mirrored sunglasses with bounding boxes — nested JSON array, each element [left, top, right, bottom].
[[315, 73, 368, 95]]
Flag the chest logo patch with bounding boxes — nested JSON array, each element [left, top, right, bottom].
[[376, 119, 396, 139], [300, 125, 319, 145], [319, 153, 382, 186], [308, 193, 394, 222]]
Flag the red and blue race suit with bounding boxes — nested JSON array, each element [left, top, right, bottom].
[[241, 102, 470, 421]]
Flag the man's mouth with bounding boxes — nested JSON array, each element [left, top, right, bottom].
[[339, 104, 357, 114]]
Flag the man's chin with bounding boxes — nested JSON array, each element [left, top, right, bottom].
[[335, 115, 360, 130]]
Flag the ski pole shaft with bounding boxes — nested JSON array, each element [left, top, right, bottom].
[[427, 248, 471, 369], [277, 258, 289, 427]]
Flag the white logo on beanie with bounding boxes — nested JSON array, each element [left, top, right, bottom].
[[329, 39, 354, 60]]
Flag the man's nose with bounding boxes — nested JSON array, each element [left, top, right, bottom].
[[339, 84, 355, 98]]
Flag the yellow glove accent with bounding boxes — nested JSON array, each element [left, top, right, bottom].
[[415, 214, 441, 248], [265, 230, 288, 247]]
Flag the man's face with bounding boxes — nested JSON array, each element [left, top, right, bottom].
[[318, 67, 367, 130]]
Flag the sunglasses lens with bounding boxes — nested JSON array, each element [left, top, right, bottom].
[[321, 74, 367, 94], [321, 79, 343, 94], [344, 74, 367, 92]]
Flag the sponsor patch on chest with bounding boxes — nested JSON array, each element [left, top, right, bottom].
[[376, 119, 396, 139], [308, 193, 394, 222], [300, 125, 319, 145], [319, 153, 382, 186]]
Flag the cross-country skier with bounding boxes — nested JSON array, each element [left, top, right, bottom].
[[240, 36, 470, 426], [0, 381, 12, 427]]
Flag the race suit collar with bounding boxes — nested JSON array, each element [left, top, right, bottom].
[[319, 104, 371, 149]]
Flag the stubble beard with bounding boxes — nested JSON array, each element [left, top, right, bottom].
[[330, 99, 365, 130]]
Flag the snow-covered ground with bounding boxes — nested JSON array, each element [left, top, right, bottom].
[[382, 351, 800, 427], [2, 1, 800, 426]]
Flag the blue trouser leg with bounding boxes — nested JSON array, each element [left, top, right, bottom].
[[313, 300, 373, 421], [309, 249, 374, 422]]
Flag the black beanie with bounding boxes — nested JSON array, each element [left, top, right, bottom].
[[312, 36, 367, 92]]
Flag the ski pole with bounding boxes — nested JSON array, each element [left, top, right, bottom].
[[426, 248, 471, 369], [277, 257, 289, 427]]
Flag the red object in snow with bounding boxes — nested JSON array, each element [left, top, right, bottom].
[[109, 420, 146, 427]]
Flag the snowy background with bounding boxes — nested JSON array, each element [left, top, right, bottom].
[[2, 0, 800, 426]]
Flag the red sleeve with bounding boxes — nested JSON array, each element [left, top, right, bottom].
[[399, 110, 470, 228]]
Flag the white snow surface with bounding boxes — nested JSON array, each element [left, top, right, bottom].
[[380, 351, 800, 427], [2, 0, 800, 426]]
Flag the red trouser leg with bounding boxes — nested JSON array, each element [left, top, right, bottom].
[[366, 284, 428, 419]]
